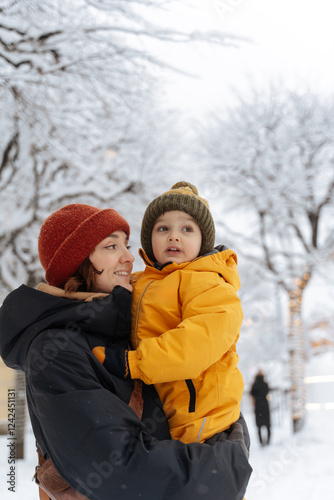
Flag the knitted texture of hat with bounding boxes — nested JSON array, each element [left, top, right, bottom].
[[38, 203, 130, 288], [141, 181, 215, 262]]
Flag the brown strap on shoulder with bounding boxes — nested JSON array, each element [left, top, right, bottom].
[[128, 379, 143, 419]]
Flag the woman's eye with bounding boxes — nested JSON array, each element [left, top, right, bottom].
[[106, 244, 116, 250]]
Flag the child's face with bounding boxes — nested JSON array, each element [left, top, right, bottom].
[[151, 210, 202, 265]]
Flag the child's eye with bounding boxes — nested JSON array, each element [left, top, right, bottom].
[[182, 226, 193, 232], [157, 226, 168, 232]]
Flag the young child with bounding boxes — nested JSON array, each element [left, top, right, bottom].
[[94, 181, 245, 444]]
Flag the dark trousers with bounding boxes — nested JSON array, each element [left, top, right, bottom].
[[258, 424, 271, 445]]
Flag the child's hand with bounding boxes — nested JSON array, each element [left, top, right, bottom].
[[92, 345, 131, 379]]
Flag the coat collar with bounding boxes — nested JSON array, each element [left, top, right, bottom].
[[137, 246, 241, 291], [37, 282, 108, 302]]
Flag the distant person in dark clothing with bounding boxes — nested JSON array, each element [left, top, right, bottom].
[[251, 370, 271, 445]]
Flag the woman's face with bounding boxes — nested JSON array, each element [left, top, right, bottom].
[[89, 231, 134, 293]]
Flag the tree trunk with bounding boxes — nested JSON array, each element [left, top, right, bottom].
[[287, 273, 310, 432], [13, 371, 26, 459]]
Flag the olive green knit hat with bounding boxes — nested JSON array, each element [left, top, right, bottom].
[[141, 181, 215, 262]]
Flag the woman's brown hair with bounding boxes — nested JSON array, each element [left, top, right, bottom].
[[64, 258, 102, 293]]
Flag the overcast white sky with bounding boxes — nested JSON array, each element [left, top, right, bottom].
[[160, 0, 334, 112]]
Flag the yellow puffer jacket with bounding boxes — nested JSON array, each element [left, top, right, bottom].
[[128, 246, 244, 444]]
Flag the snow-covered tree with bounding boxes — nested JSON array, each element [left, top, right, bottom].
[[0, 0, 237, 298], [198, 86, 334, 431]]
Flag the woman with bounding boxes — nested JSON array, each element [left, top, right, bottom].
[[0, 203, 251, 500]]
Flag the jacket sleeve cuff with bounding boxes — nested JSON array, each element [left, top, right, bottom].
[[128, 350, 142, 380]]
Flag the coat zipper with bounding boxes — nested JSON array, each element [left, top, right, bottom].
[[134, 280, 154, 348]]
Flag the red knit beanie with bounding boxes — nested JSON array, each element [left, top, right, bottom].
[[38, 204, 130, 288]]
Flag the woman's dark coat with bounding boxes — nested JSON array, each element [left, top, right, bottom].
[[0, 284, 251, 500]]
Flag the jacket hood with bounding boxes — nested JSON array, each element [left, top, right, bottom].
[[138, 245, 241, 291], [0, 284, 131, 371]]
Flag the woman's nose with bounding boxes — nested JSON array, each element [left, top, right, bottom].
[[121, 247, 135, 263]]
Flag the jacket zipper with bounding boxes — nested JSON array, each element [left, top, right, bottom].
[[134, 280, 154, 348]]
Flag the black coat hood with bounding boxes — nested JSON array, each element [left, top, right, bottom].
[[0, 284, 131, 371]]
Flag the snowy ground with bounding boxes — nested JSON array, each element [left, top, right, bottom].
[[1, 351, 333, 499], [246, 401, 334, 499], [246, 351, 334, 500]]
